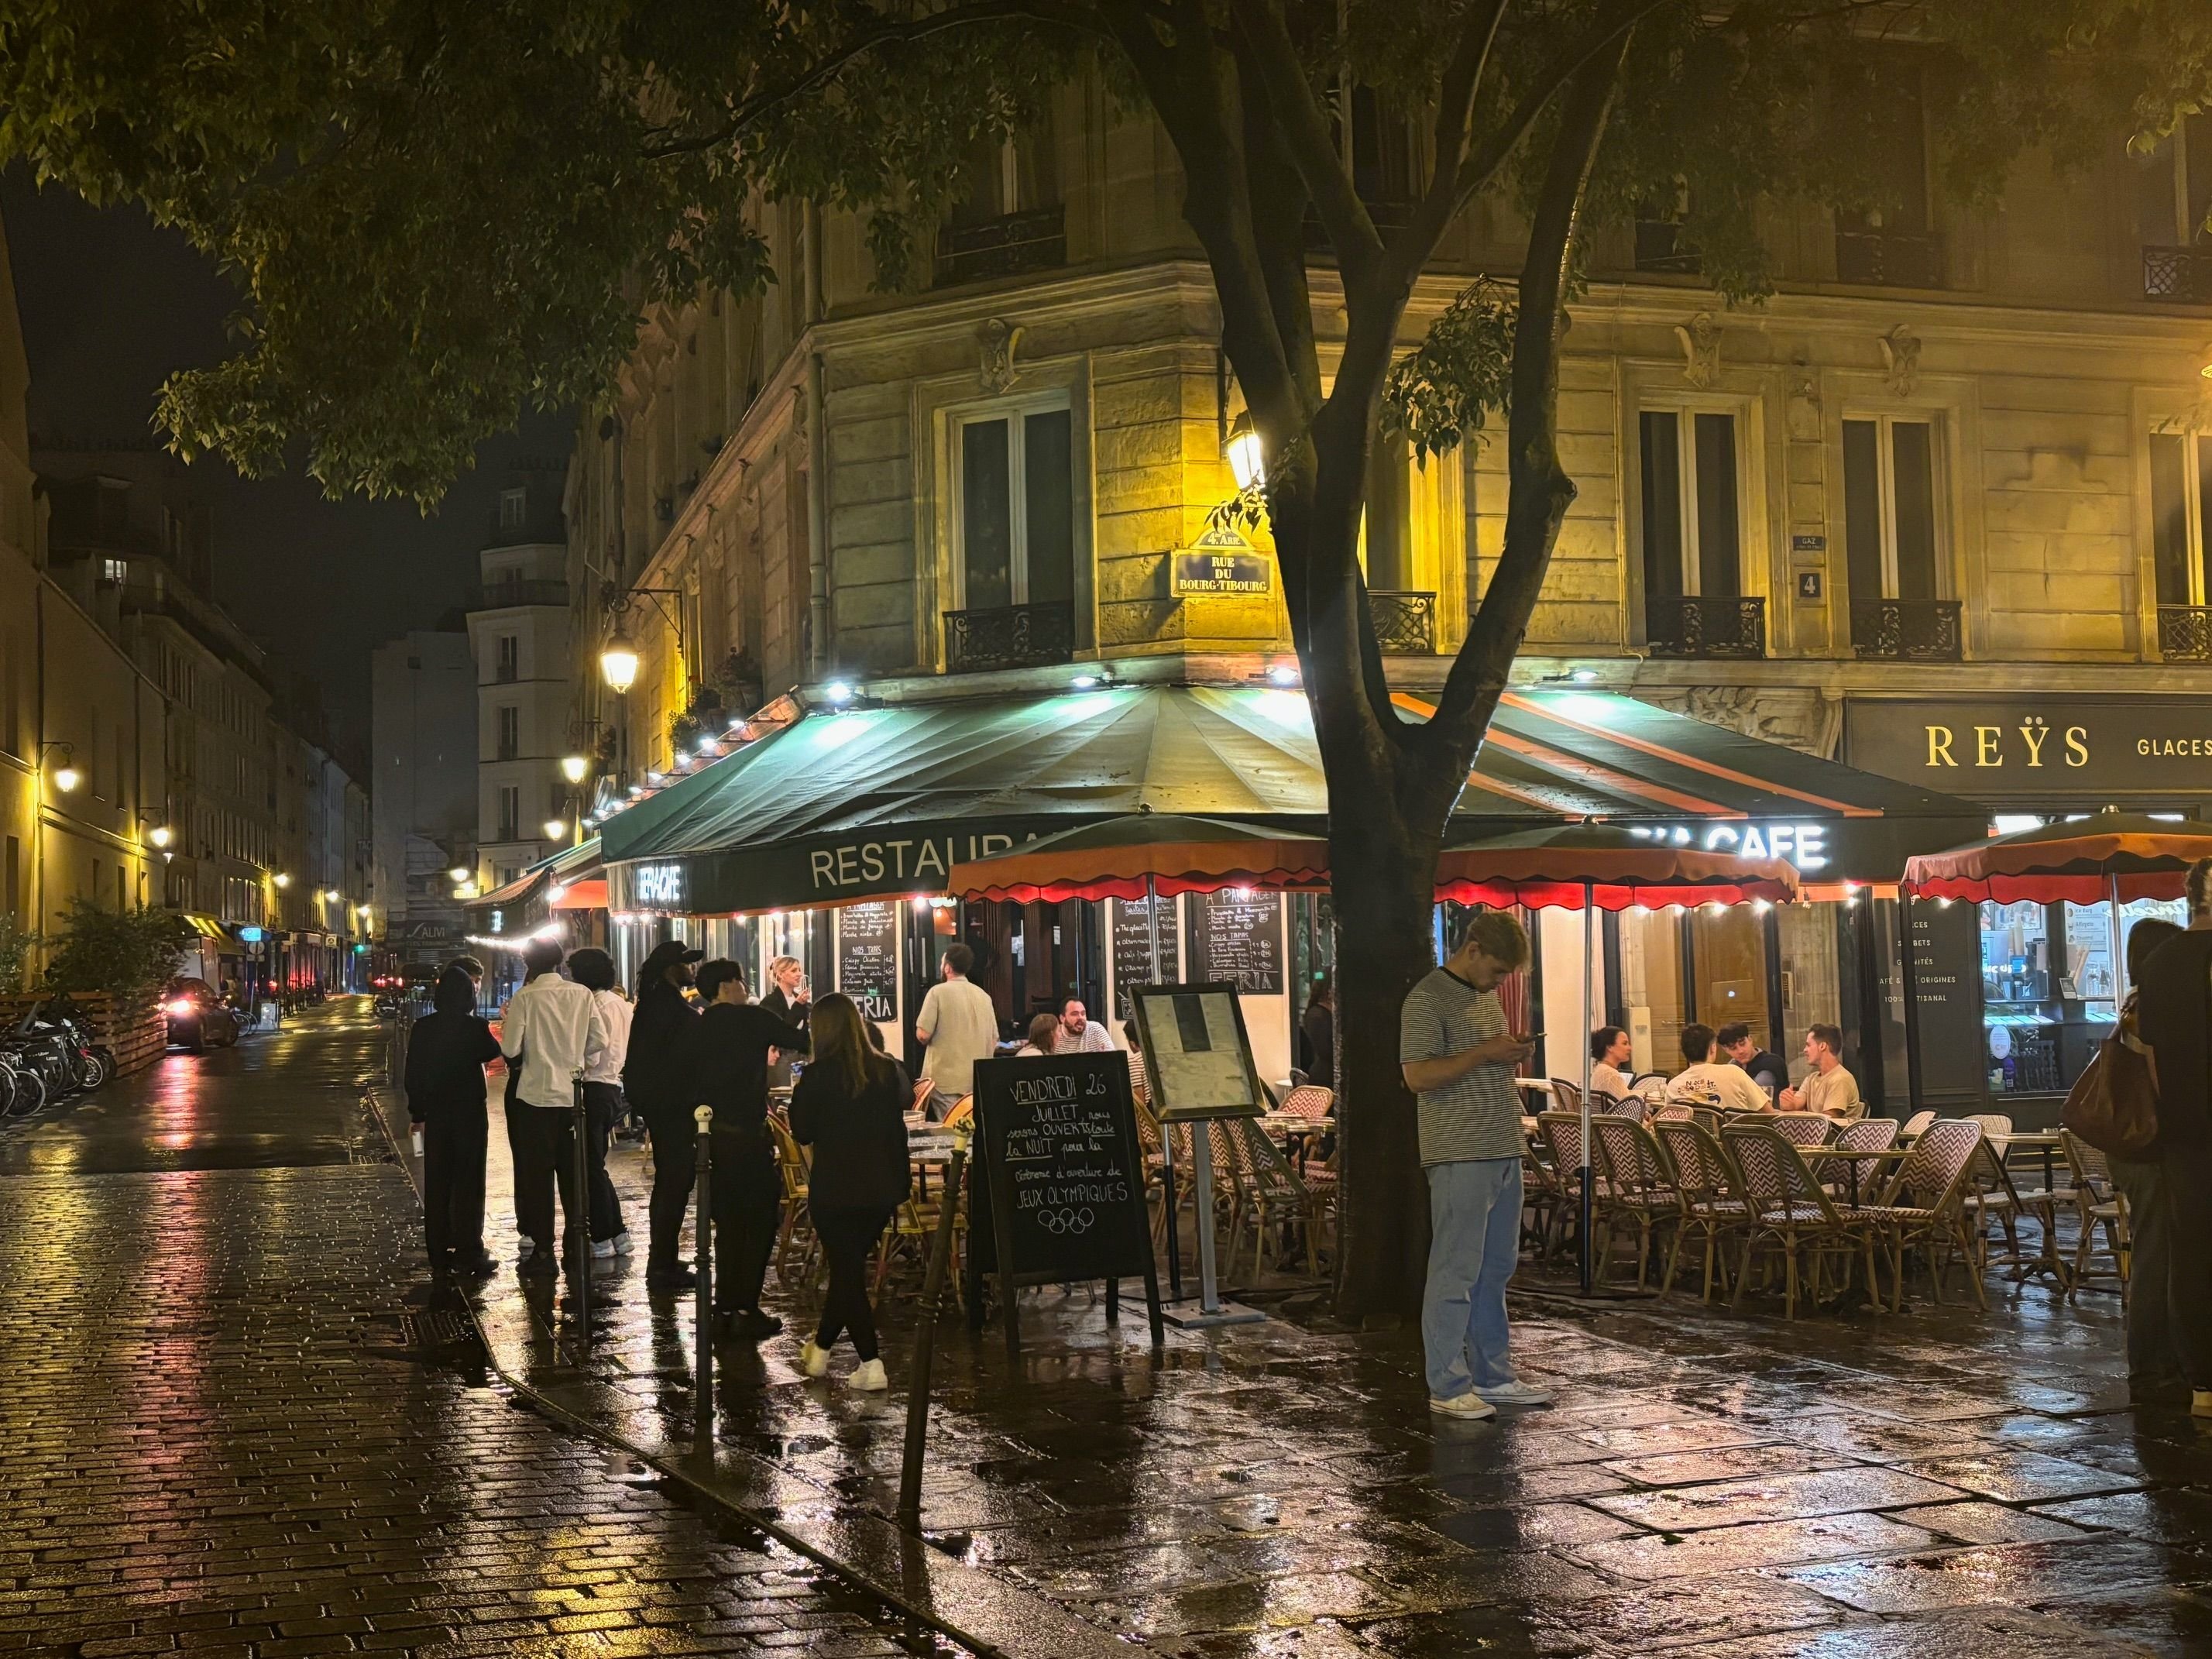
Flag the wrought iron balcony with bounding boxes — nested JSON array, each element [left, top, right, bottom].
[[2144, 245, 2212, 304], [933, 206, 1066, 287], [1834, 229, 1944, 288], [1633, 219, 1700, 275], [1646, 596, 1765, 659], [469, 579, 568, 611], [1851, 598, 1962, 661], [943, 599, 1076, 675], [2158, 605, 2212, 661], [1369, 590, 1437, 654]]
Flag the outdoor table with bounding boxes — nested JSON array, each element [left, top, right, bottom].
[[1834, 1146, 1915, 1209], [1516, 1078, 1556, 1095], [1991, 1129, 2063, 1197], [1979, 1134, 2069, 1286]]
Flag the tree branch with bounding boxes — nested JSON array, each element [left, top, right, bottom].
[[1226, 0, 1384, 281], [1431, 31, 1631, 753], [1387, 0, 1513, 285]]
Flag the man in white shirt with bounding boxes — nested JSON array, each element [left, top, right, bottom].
[[1668, 1022, 1771, 1115], [1780, 1023, 1864, 1121], [915, 944, 1000, 1106], [500, 937, 603, 1272], [1049, 996, 1115, 1054]]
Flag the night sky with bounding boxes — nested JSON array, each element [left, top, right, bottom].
[[1, 173, 573, 761]]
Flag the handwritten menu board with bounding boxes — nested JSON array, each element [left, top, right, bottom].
[[836, 901, 899, 1023], [967, 1052, 1159, 1348], [1111, 896, 1173, 1017], [1183, 890, 1283, 995]]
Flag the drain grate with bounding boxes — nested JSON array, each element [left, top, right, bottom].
[[354, 1307, 486, 1364]]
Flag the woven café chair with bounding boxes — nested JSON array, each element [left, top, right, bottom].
[[1771, 1112, 1837, 1150], [2061, 1128, 2131, 1303], [910, 1077, 936, 1118], [1278, 1084, 1334, 1121], [1854, 1118, 1987, 1312], [1813, 1118, 1898, 1204], [1546, 1078, 1585, 1115], [765, 1112, 818, 1283], [1225, 1114, 1324, 1276], [1518, 1118, 1571, 1259], [1721, 1119, 1882, 1319], [1653, 1118, 1747, 1303], [1537, 1109, 1613, 1262], [939, 1094, 975, 1129], [1591, 1115, 1680, 1291], [1900, 1109, 1937, 1140], [1605, 1094, 1651, 1125]]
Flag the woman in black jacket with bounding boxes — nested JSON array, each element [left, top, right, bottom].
[[403, 966, 503, 1277], [788, 993, 912, 1390]]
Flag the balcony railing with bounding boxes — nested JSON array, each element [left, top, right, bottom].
[[1834, 229, 1944, 288], [1851, 598, 1963, 661], [469, 579, 568, 610], [934, 205, 1066, 287], [1633, 219, 1700, 274], [1369, 590, 1436, 654], [1304, 198, 1417, 252], [943, 599, 1076, 675], [2144, 245, 2212, 304], [1647, 596, 1766, 659], [2158, 606, 2212, 661]]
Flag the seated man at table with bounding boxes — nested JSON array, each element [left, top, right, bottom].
[[1780, 1024, 1863, 1121], [1668, 1023, 1771, 1115], [1718, 1022, 1788, 1097]]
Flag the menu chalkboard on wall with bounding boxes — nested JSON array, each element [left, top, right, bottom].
[[967, 1050, 1163, 1352], [1183, 890, 1283, 995], [1111, 896, 1173, 1017], [836, 901, 899, 1022]]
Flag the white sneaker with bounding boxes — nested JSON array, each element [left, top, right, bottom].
[[850, 1358, 888, 1392], [590, 1238, 617, 1259], [1429, 1393, 1498, 1420], [611, 1231, 635, 1257], [1475, 1379, 1554, 1407], [516, 1237, 535, 1259], [799, 1338, 830, 1379]]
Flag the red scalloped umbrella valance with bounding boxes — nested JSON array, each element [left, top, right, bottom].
[[1903, 809, 2212, 904]]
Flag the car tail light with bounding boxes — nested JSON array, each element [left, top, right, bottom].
[[166, 1000, 194, 1016]]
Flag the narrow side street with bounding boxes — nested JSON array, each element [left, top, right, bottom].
[[0, 998, 967, 1658]]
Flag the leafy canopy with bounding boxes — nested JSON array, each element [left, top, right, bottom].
[[0, 1, 2207, 502]]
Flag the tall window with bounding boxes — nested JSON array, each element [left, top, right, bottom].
[[1833, 57, 1940, 287], [955, 406, 1074, 612], [2135, 115, 2212, 249], [2151, 431, 2212, 607], [496, 634, 518, 681], [500, 487, 527, 531], [1843, 417, 1941, 602], [1639, 410, 1743, 601], [497, 786, 520, 842], [496, 705, 520, 760]]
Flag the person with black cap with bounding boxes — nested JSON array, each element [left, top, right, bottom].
[[689, 958, 809, 1338], [624, 939, 706, 1289], [403, 963, 502, 1277]]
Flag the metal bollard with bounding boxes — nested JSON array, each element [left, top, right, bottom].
[[572, 1071, 591, 1349], [693, 1105, 714, 1428], [898, 1121, 971, 1527]]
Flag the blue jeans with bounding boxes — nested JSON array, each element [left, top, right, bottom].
[[1423, 1158, 1523, 1400]]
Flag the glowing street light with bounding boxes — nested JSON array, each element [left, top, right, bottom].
[[449, 867, 472, 883], [599, 628, 640, 693], [51, 764, 81, 793], [560, 754, 590, 785], [541, 818, 568, 841], [1226, 410, 1266, 490], [148, 824, 173, 849], [273, 872, 291, 890]]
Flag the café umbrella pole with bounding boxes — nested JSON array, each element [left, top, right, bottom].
[[1578, 881, 1595, 1296], [2108, 871, 2128, 1009], [693, 1106, 714, 1438], [1147, 872, 1184, 1300]]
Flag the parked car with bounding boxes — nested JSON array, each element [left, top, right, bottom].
[[373, 991, 402, 1019], [165, 979, 241, 1052]]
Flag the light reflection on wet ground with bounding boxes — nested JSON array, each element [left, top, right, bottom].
[[397, 1079, 2212, 1657]]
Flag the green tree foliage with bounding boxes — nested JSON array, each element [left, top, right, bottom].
[[0, 915, 35, 998], [5, 0, 2206, 1311], [41, 902, 194, 1000]]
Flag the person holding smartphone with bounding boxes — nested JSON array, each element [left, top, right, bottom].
[[1400, 910, 1552, 1420]]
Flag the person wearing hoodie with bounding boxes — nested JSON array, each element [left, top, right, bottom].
[[403, 966, 503, 1277], [623, 940, 705, 1289]]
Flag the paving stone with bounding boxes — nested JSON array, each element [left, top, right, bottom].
[[1568, 1512, 1938, 1582], [1900, 1450, 2144, 1503], [2034, 1489, 2212, 1544], [1888, 1501, 2096, 1546], [1779, 1537, 2191, 1613], [1721, 1605, 2166, 1658], [1589, 1465, 1970, 1533]]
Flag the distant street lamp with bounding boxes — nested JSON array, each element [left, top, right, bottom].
[[541, 818, 568, 842], [599, 629, 640, 694], [273, 871, 291, 890], [561, 754, 590, 785], [448, 866, 472, 883], [51, 763, 81, 793]]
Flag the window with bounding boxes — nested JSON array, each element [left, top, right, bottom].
[[2151, 431, 2212, 606], [954, 406, 1074, 612], [936, 114, 1064, 284], [495, 634, 518, 682], [496, 705, 520, 761], [1638, 410, 1743, 600], [2135, 115, 2212, 249], [1634, 180, 1700, 275], [1833, 57, 1940, 287], [500, 487, 527, 531], [497, 786, 520, 842], [1843, 417, 1942, 601], [98, 558, 126, 587]]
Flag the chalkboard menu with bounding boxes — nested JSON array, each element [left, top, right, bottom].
[[1183, 890, 1283, 995], [1111, 896, 1173, 1017], [836, 901, 899, 1022], [1874, 895, 1987, 1108], [967, 1050, 1162, 1350]]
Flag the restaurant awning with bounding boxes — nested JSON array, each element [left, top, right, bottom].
[[550, 879, 608, 912], [181, 913, 228, 939], [600, 682, 1989, 914]]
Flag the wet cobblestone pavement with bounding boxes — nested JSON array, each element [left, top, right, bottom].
[[380, 1059, 2212, 1659], [0, 999, 968, 1658]]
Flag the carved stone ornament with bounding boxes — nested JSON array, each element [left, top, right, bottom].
[[1878, 324, 1922, 397], [1637, 685, 1829, 757], [1674, 312, 1721, 389], [980, 318, 1025, 393]]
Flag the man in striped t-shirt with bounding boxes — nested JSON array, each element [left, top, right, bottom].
[[1400, 910, 1551, 1420]]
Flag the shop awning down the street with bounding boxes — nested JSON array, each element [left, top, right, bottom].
[[599, 682, 1989, 915]]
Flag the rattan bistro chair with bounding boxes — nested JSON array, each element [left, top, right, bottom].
[[1722, 1120, 1882, 1319], [2061, 1128, 2131, 1302], [1854, 1118, 1988, 1313], [1591, 1115, 1680, 1291], [1771, 1112, 1838, 1150], [1653, 1117, 1747, 1303]]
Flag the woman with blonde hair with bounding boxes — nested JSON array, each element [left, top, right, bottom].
[[787, 992, 912, 1389]]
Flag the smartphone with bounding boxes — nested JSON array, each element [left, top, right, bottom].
[[1518, 1030, 1544, 1045]]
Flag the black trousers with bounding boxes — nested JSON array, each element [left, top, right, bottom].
[[713, 1133, 782, 1314], [641, 1104, 698, 1270], [513, 1100, 587, 1253], [812, 1206, 891, 1361], [582, 1081, 627, 1242], [2154, 1141, 2212, 1390], [421, 1109, 488, 1266]]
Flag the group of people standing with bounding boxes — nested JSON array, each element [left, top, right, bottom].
[[403, 937, 931, 1389]]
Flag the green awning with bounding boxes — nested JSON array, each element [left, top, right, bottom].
[[600, 683, 1988, 912]]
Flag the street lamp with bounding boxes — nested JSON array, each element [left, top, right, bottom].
[[148, 824, 173, 849], [50, 762, 81, 793], [599, 627, 639, 694], [273, 871, 291, 890], [561, 754, 590, 785], [448, 866, 472, 883], [1226, 410, 1266, 490], [541, 818, 568, 842]]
